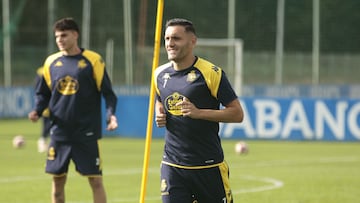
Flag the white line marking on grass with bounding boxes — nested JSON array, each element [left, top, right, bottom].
[[318, 156, 359, 163], [232, 175, 284, 194], [1, 169, 283, 203], [66, 196, 161, 203], [230, 156, 360, 169], [69, 175, 283, 202], [0, 175, 47, 183], [5, 155, 356, 202], [0, 168, 158, 184]]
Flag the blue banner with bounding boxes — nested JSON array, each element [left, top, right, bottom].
[[105, 96, 360, 141], [219, 98, 360, 141], [0, 87, 34, 117], [1, 87, 359, 141], [102, 95, 165, 138]]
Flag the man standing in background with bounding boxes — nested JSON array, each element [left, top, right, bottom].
[[29, 17, 118, 203]]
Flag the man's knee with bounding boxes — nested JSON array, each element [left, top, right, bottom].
[[89, 177, 104, 189]]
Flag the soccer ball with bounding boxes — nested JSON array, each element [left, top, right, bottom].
[[12, 135, 25, 149], [234, 141, 248, 155]]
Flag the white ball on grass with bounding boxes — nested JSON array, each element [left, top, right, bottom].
[[234, 141, 248, 155], [12, 135, 25, 149]]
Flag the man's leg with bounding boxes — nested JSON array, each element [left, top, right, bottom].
[[52, 175, 67, 203], [88, 176, 107, 203]]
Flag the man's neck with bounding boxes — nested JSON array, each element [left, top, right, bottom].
[[172, 55, 196, 71], [62, 46, 82, 56]]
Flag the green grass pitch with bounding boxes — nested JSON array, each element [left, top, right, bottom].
[[1, 118, 359, 203]]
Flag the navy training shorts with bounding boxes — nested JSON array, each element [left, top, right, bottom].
[[160, 161, 233, 203], [45, 139, 103, 176]]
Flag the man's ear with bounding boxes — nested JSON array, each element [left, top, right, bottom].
[[73, 31, 79, 39], [191, 35, 197, 48]]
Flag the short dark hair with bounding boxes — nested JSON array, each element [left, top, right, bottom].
[[165, 18, 196, 35], [53, 17, 80, 34]]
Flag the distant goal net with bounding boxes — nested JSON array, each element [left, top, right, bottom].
[[195, 38, 243, 96]]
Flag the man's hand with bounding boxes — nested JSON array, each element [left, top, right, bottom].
[[176, 97, 199, 118], [28, 110, 40, 122], [155, 102, 167, 127], [107, 115, 118, 131], [155, 111, 167, 127]]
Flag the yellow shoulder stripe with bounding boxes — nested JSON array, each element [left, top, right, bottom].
[[83, 50, 105, 91], [194, 57, 222, 98], [43, 52, 63, 89]]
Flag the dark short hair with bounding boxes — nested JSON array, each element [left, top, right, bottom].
[[53, 17, 80, 34], [165, 18, 196, 35]]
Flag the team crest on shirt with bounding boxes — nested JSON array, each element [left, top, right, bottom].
[[77, 59, 87, 69], [56, 75, 79, 95], [187, 70, 197, 82], [54, 60, 63, 67], [165, 92, 185, 116]]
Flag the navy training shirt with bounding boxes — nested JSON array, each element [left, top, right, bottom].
[[35, 49, 117, 142], [154, 57, 238, 167]]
